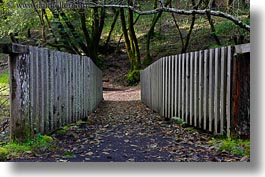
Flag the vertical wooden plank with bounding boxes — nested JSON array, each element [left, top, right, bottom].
[[73, 55, 76, 120], [174, 55, 178, 117], [178, 54, 182, 117], [162, 58, 165, 116], [190, 52, 194, 126], [70, 55, 74, 122], [168, 56, 171, 118], [66, 53, 70, 125], [226, 46, 232, 137], [79, 56, 83, 119], [29, 47, 37, 135], [53, 50, 58, 130], [79, 56, 84, 119], [149, 65, 151, 109], [220, 47, 227, 134], [152, 64, 155, 110], [46, 49, 51, 132], [75, 55, 79, 120], [156, 61, 158, 112], [181, 53, 185, 121], [76, 56, 80, 120], [59, 51, 63, 127], [185, 53, 190, 124], [171, 56, 175, 118], [49, 50, 55, 131], [214, 48, 221, 134], [203, 49, 209, 130], [45, 49, 50, 133], [82, 56, 85, 117], [198, 50, 204, 128], [194, 51, 199, 127], [87, 58, 91, 113], [85, 57, 89, 115], [40, 48, 46, 133], [90, 59, 93, 111], [153, 62, 156, 111], [62, 52, 66, 126], [150, 65, 153, 109], [165, 57, 167, 117], [209, 49, 215, 132]]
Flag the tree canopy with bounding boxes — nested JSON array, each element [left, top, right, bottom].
[[0, 0, 250, 84]]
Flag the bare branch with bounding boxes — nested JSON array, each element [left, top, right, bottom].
[[86, 4, 250, 31]]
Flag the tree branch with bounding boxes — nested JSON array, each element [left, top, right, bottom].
[[87, 4, 249, 31]]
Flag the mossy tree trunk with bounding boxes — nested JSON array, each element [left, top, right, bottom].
[[120, 1, 141, 84]]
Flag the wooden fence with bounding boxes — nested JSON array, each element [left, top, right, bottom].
[[0, 43, 103, 142], [141, 43, 250, 137]]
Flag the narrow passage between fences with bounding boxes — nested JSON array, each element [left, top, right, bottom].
[[9, 85, 246, 162]]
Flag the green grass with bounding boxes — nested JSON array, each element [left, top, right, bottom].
[[0, 70, 10, 119], [63, 151, 75, 158], [0, 134, 54, 161], [209, 138, 250, 157], [0, 70, 9, 84]]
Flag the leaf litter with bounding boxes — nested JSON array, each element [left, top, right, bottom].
[[8, 85, 248, 162]]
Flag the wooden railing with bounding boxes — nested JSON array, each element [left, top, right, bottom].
[[141, 43, 250, 137], [1, 44, 103, 142]]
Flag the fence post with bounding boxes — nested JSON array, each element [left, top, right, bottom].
[[231, 44, 250, 138], [1, 44, 31, 142]]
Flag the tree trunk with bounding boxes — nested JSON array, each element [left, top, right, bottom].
[[143, 11, 163, 67], [120, 6, 141, 85], [104, 10, 119, 47]]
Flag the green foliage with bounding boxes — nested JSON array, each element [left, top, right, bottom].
[[0, 133, 54, 161], [215, 21, 236, 36], [209, 138, 250, 157], [26, 134, 54, 153], [95, 55, 105, 68], [0, 147, 8, 161], [171, 117, 186, 125], [0, 71, 8, 84], [127, 70, 140, 85], [63, 151, 75, 158], [54, 125, 69, 135]]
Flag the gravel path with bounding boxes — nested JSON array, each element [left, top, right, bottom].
[[8, 85, 246, 162]]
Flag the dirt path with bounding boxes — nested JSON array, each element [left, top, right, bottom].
[[9, 85, 245, 162]]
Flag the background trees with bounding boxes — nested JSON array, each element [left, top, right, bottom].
[[0, 0, 250, 85]]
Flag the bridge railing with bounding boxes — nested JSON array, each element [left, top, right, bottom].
[[0, 43, 103, 142], [141, 43, 250, 137]]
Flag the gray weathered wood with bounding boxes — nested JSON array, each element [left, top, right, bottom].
[[220, 47, 227, 135], [171, 56, 174, 118], [226, 46, 232, 137], [209, 49, 214, 132], [214, 48, 221, 134], [7, 44, 103, 141], [181, 54, 185, 121], [234, 43, 250, 54], [9, 52, 30, 141], [190, 52, 194, 125], [203, 50, 209, 130], [178, 54, 182, 117], [185, 53, 190, 124], [174, 55, 178, 117], [198, 50, 204, 128], [194, 51, 199, 127], [140, 43, 249, 137]]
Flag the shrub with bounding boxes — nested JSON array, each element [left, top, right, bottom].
[[127, 70, 141, 86]]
